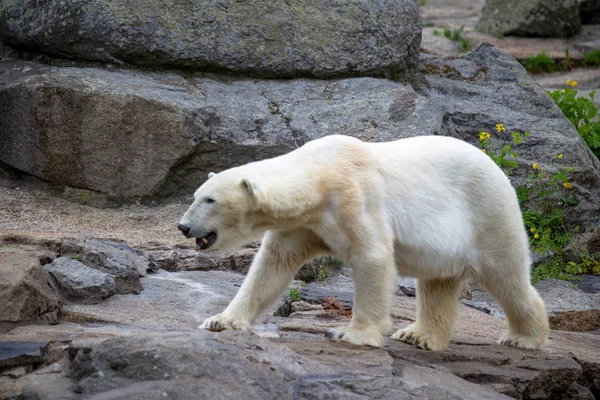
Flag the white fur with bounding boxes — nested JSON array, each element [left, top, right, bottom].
[[179, 135, 549, 350]]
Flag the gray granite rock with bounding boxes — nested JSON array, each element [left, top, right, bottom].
[[0, 0, 421, 80], [0, 341, 47, 370], [463, 278, 600, 332], [60, 239, 148, 294], [45, 257, 116, 303], [0, 44, 598, 257], [3, 258, 599, 400], [0, 248, 60, 324], [478, 0, 581, 37]]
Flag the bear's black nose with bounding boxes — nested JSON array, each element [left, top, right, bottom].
[[178, 223, 191, 237]]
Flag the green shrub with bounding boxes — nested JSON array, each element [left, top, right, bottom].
[[522, 51, 558, 73], [548, 82, 600, 159], [531, 259, 579, 284], [288, 287, 301, 302], [583, 49, 600, 68], [519, 164, 579, 255], [317, 266, 328, 282], [479, 124, 598, 282]]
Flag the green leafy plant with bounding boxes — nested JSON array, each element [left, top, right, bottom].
[[583, 49, 600, 68], [479, 124, 597, 282], [317, 266, 328, 282], [547, 82, 600, 159], [433, 26, 471, 52], [323, 256, 342, 268], [519, 163, 579, 255], [560, 48, 575, 71], [531, 259, 580, 284], [315, 256, 342, 281], [567, 253, 600, 275], [479, 126, 527, 175], [522, 51, 558, 73], [288, 287, 301, 302]]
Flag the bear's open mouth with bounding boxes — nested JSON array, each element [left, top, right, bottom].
[[196, 232, 217, 250]]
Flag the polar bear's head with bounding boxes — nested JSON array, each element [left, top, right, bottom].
[[177, 170, 264, 251]]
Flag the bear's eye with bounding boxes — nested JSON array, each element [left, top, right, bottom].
[[205, 197, 216, 204]]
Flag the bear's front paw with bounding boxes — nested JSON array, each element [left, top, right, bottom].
[[325, 326, 383, 348], [199, 313, 252, 332], [391, 324, 448, 351], [499, 332, 542, 350]]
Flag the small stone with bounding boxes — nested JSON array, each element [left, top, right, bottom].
[[0, 341, 47, 370], [0, 366, 30, 378]]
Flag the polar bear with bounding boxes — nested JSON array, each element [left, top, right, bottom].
[[177, 134, 549, 350]]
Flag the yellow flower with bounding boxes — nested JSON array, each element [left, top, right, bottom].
[[557, 153, 563, 159], [570, 80, 578, 88], [534, 234, 539, 239], [567, 79, 572, 85], [532, 163, 538, 170], [496, 123, 505, 132], [530, 228, 535, 233], [563, 182, 573, 189], [479, 132, 491, 141], [482, 149, 487, 153], [561, 89, 566, 93]]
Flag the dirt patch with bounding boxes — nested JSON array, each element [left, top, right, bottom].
[[321, 297, 353, 318]]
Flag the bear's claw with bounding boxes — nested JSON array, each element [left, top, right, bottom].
[[499, 334, 541, 349], [391, 325, 447, 351], [325, 327, 382, 347], [199, 313, 251, 332]]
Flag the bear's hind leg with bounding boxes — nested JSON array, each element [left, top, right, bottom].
[[326, 255, 397, 348], [478, 272, 549, 349], [391, 277, 462, 351]]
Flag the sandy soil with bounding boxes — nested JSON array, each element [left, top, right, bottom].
[[0, 181, 193, 249]]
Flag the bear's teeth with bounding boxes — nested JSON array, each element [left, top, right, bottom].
[[201, 237, 208, 244]]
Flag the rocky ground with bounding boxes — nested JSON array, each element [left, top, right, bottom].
[[0, 221, 599, 399], [419, 0, 600, 108]]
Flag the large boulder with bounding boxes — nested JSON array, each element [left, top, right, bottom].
[[0, 44, 598, 250], [477, 0, 581, 38], [0, 58, 434, 200], [0, 248, 60, 324], [0, 0, 421, 80]]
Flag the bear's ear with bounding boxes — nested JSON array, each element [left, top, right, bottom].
[[240, 178, 259, 202], [208, 172, 216, 179]]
